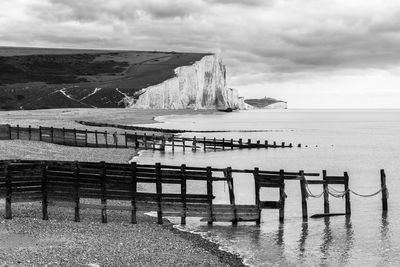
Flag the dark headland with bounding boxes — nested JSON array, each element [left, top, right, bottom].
[[0, 46, 210, 110]]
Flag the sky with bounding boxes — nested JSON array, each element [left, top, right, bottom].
[[1, 0, 400, 108]]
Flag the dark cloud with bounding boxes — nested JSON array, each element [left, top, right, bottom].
[[3, 0, 400, 82]]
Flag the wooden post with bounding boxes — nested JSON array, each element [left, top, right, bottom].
[[39, 126, 42, 141], [222, 138, 225, 150], [28, 125, 32, 140], [41, 162, 48, 220], [282, 142, 285, 148], [104, 131, 108, 148], [279, 169, 285, 222], [16, 124, 20, 139], [381, 169, 388, 212], [114, 132, 118, 148], [160, 136, 166, 151], [273, 141, 277, 148], [84, 129, 88, 147], [144, 133, 147, 150], [265, 140, 268, 148], [131, 162, 137, 224], [239, 138, 243, 148], [299, 170, 308, 221], [62, 128, 66, 145], [134, 132, 138, 148], [193, 136, 197, 151], [5, 163, 12, 219], [49, 127, 53, 143], [181, 164, 187, 225], [172, 135, 175, 152], [95, 130, 98, 147], [226, 167, 237, 225], [182, 138, 186, 151], [155, 163, 163, 224], [100, 161, 107, 223], [344, 172, 351, 215], [206, 166, 213, 225], [254, 167, 261, 225], [8, 125, 11, 140], [231, 139, 234, 150], [152, 134, 156, 150], [73, 128, 77, 146], [74, 161, 80, 222], [203, 137, 206, 151], [213, 137, 216, 151], [256, 140, 260, 148], [125, 132, 128, 148], [322, 170, 329, 214], [248, 139, 251, 148]]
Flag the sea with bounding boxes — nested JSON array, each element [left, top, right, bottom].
[[133, 109, 400, 266]]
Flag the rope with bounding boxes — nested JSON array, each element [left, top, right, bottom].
[[349, 187, 387, 198], [302, 178, 387, 199], [304, 179, 324, 198]]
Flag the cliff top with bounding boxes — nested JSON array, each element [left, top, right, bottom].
[[0, 46, 212, 110]]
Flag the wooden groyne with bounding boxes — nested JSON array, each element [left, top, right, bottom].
[[0, 124, 297, 151], [0, 159, 388, 225]]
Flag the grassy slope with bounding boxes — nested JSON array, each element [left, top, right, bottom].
[[0, 47, 210, 110]]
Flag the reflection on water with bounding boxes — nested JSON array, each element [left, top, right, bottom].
[[137, 110, 400, 266]]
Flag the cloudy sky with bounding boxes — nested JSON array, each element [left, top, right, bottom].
[[1, 0, 400, 108]]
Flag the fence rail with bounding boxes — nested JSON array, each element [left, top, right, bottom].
[[0, 124, 298, 152], [0, 159, 387, 225]]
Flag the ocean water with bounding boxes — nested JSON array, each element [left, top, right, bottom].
[[134, 109, 400, 266]]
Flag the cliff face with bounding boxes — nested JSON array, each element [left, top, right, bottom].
[[123, 55, 244, 110]]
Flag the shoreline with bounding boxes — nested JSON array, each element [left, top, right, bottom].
[[0, 202, 245, 266], [0, 108, 246, 266]]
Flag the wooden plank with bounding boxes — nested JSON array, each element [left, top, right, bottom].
[[74, 161, 80, 222], [253, 167, 261, 225], [299, 170, 308, 220], [206, 166, 213, 225], [381, 169, 388, 211], [5, 164, 12, 219], [310, 213, 346, 218], [279, 169, 285, 222], [260, 201, 281, 209], [181, 164, 187, 225], [225, 167, 237, 225], [323, 170, 329, 214], [344, 172, 351, 215], [155, 163, 163, 224], [131, 162, 137, 224]]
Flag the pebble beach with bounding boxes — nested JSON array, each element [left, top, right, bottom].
[[0, 108, 244, 266]]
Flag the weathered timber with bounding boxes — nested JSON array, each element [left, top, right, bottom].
[[323, 170, 329, 214], [156, 163, 163, 224], [181, 164, 187, 225], [381, 169, 388, 211], [100, 161, 107, 223], [41, 162, 48, 220], [299, 170, 308, 220]]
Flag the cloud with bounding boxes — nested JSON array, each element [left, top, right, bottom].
[[2, 0, 400, 98]]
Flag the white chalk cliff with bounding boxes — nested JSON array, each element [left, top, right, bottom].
[[122, 55, 246, 110]]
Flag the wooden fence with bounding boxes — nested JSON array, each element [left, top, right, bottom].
[[0, 159, 388, 225], [0, 124, 297, 151]]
